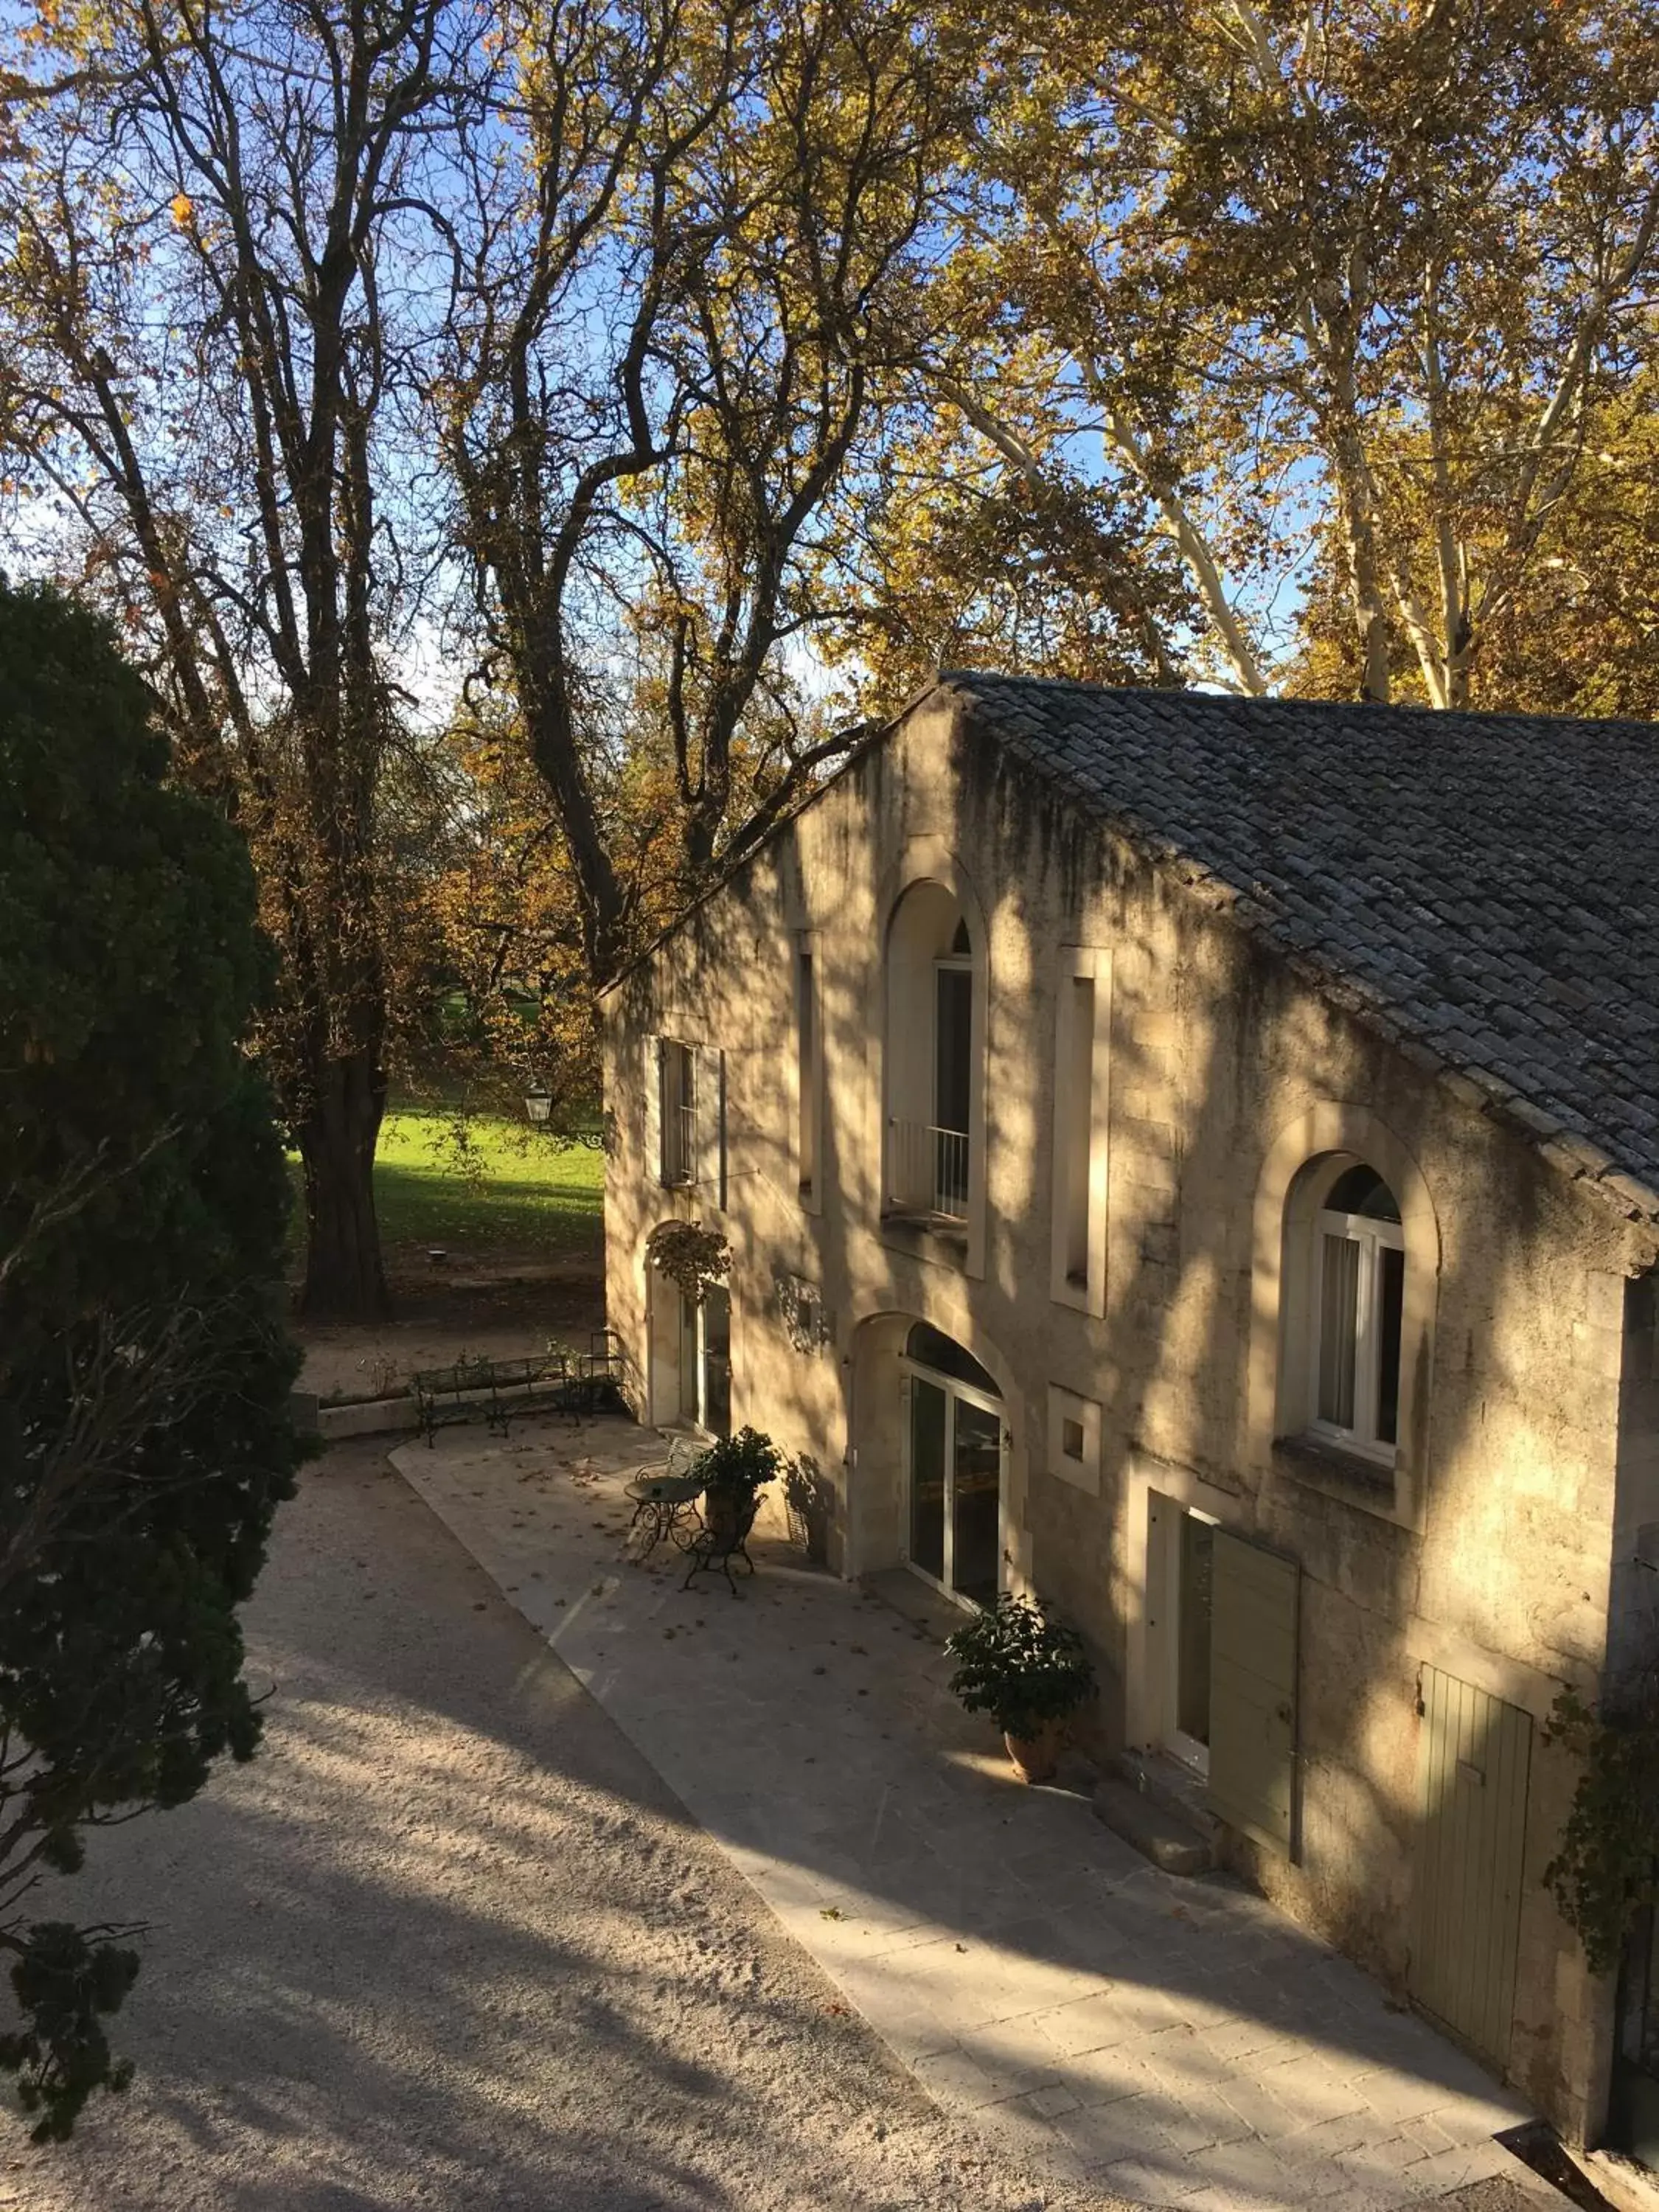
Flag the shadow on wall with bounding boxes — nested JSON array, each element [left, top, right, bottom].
[[705, 706, 1620, 2122]]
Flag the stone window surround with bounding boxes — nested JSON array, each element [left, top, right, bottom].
[[1246, 1102, 1441, 1534], [1048, 945, 1113, 1318], [1046, 1381, 1103, 1494]]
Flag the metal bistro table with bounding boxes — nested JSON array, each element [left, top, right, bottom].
[[625, 1463, 706, 1559]]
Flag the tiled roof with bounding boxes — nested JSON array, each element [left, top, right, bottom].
[[943, 672, 1659, 1222]]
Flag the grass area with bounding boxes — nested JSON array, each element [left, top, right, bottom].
[[288, 1107, 605, 1259]]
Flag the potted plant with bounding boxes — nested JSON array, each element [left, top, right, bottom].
[[691, 1425, 785, 1544], [944, 1593, 1096, 1784]]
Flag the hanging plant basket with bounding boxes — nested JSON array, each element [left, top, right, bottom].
[[646, 1220, 731, 1307]]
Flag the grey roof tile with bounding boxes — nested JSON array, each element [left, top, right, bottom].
[[943, 672, 1659, 1215]]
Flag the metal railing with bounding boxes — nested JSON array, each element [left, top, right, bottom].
[[886, 1117, 970, 1221]]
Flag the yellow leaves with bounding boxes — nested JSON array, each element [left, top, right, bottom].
[[169, 192, 193, 231]]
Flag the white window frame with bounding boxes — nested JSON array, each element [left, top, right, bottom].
[[1307, 1193, 1405, 1467], [1162, 1498, 1219, 1779], [900, 1354, 1006, 1612]]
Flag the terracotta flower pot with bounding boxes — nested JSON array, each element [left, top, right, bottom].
[[702, 1484, 743, 1543], [1002, 1719, 1062, 1784]]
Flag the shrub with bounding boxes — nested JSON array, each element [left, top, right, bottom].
[[692, 1426, 785, 1500]]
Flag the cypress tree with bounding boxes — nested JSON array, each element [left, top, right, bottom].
[[0, 582, 301, 2139]]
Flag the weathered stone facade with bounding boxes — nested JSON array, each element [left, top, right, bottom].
[[602, 681, 1659, 2147]]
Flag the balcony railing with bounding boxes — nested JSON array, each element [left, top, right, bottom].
[[886, 1117, 970, 1222]]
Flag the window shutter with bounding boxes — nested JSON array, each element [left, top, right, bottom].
[[1207, 1529, 1299, 1855], [655, 1037, 667, 1184], [696, 1046, 721, 1193]]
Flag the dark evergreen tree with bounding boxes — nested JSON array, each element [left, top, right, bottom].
[[0, 582, 301, 2140]]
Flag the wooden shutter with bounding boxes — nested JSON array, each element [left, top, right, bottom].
[[1208, 1528, 1300, 1855], [1408, 1668, 1531, 2063], [655, 1037, 667, 1185], [696, 1046, 722, 1194]]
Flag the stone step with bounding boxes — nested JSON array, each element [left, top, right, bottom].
[[1093, 1776, 1215, 1875]]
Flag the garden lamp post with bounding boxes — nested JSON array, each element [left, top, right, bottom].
[[524, 1086, 552, 1124]]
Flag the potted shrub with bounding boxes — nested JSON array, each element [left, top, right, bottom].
[[692, 1425, 785, 1544], [944, 1593, 1096, 1784]]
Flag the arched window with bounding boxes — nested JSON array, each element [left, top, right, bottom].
[[906, 1321, 1000, 1397], [1308, 1160, 1404, 1461], [883, 882, 978, 1225]]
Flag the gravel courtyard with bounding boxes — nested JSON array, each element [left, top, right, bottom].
[[0, 1447, 1124, 2212]]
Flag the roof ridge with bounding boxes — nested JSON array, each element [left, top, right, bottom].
[[942, 669, 1659, 742]]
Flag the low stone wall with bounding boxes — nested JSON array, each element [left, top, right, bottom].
[[291, 1389, 420, 1441]]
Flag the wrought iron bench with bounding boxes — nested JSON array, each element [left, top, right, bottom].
[[413, 1332, 627, 1444], [412, 1357, 502, 1443], [483, 1351, 583, 1432]]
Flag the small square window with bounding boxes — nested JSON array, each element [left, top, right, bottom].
[[1047, 1384, 1101, 1495]]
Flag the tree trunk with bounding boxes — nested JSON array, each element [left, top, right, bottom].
[[296, 1046, 390, 1322]]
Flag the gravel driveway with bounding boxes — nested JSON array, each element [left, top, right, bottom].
[[1, 1447, 1126, 2212]]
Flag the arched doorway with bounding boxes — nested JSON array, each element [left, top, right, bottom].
[[901, 1321, 1003, 1606], [647, 1253, 731, 1438]]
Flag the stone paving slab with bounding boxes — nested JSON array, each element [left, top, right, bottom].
[[389, 1418, 1536, 2211]]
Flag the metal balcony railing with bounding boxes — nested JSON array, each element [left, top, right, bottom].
[[886, 1117, 970, 1222]]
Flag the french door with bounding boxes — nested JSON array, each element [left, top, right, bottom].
[[678, 1285, 731, 1437], [903, 1364, 1003, 1607]]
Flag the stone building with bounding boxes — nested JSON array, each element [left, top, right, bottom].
[[600, 673, 1659, 2157]]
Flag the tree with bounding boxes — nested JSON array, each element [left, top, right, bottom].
[[0, 0, 487, 1317], [1287, 371, 1659, 717], [0, 582, 301, 2140], [810, 392, 1194, 707], [439, 0, 975, 969], [411, 697, 685, 1124], [936, 0, 1659, 703]]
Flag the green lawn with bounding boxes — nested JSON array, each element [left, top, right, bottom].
[[288, 1107, 605, 1259]]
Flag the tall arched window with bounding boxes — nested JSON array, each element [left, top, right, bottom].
[[1308, 1161, 1405, 1461], [884, 883, 977, 1225]]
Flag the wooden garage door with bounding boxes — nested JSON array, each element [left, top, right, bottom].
[[1409, 1667, 1532, 2064], [1207, 1529, 1300, 1856]]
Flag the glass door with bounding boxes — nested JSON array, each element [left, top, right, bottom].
[[952, 1399, 1002, 1604], [701, 1287, 731, 1438], [680, 1285, 732, 1437], [904, 1365, 1004, 1606], [908, 1376, 947, 1583]]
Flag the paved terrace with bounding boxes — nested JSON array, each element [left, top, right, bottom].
[[391, 1416, 1536, 2212]]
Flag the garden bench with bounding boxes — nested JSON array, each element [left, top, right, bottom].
[[483, 1351, 582, 1431], [413, 1331, 626, 1444], [413, 1358, 502, 1443]]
